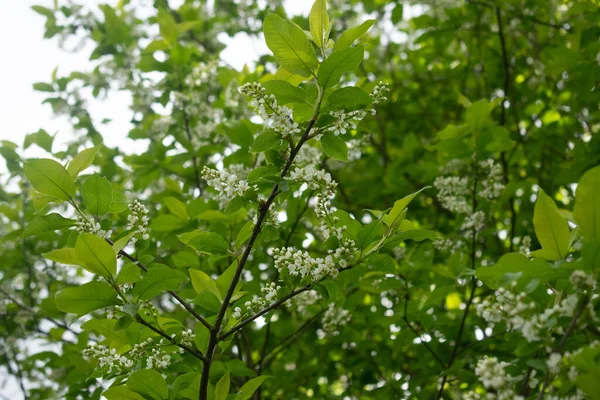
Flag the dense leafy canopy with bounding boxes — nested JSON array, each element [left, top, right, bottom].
[[1, 0, 599, 400]]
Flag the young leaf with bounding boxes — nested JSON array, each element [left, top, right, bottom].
[[182, 231, 229, 255], [55, 281, 119, 317], [325, 86, 373, 111], [23, 158, 76, 201], [235, 376, 273, 400], [24, 129, 54, 153], [263, 13, 318, 78], [317, 47, 364, 89], [382, 187, 428, 226], [530, 189, 570, 261], [164, 196, 189, 220], [43, 248, 80, 265], [131, 265, 186, 300], [235, 221, 254, 248], [67, 144, 102, 178], [189, 269, 222, 300], [127, 369, 169, 400], [75, 232, 117, 278], [574, 166, 600, 241], [194, 322, 210, 354], [20, 213, 76, 238], [82, 174, 113, 216], [334, 19, 375, 50], [309, 0, 329, 49], [215, 372, 231, 400], [320, 132, 348, 161], [251, 131, 280, 153]]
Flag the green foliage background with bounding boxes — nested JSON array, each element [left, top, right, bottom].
[[0, 0, 599, 399]]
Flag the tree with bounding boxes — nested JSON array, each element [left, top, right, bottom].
[[1, 0, 599, 399]]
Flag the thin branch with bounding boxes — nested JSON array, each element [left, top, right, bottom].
[[111, 241, 212, 330], [134, 315, 207, 362]]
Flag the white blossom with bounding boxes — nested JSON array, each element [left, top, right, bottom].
[[202, 166, 251, 198], [547, 352, 562, 374], [75, 216, 112, 239], [239, 82, 301, 135], [287, 166, 337, 197], [127, 199, 150, 242], [321, 303, 352, 336]]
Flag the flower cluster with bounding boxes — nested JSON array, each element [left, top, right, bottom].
[[127, 199, 149, 241], [370, 81, 390, 106], [233, 283, 281, 320], [287, 166, 337, 197], [185, 61, 218, 88], [471, 356, 523, 400], [289, 289, 321, 316], [75, 217, 112, 239], [519, 236, 532, 256], [272, 239, 356, 282], [477, 159, 505, 200], [180, 329, 194, 347], [433, 176, 471, 214], [327, 109, 370, 136], [129, 337, 182, 370], [201, 166, 250, 198], [476, 271, 593, 342], [83, 344, 133, 375], [321, 303, 352, 336], [460, 210, 485, 232], [146, 347, 171, 369], [239, 82, 301, 135]]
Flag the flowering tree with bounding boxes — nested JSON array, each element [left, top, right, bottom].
[[1, 0, 599, 399]]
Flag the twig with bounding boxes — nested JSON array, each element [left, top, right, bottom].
[[134, 315, 207, 362]]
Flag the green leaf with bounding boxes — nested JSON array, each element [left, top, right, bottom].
[[235, 376, 272, 400], [320, 132, 348, 161], [31, 5, 54, 18], [574, 166, 600, 241], [216, 261, 240, 298], [309, 0, 329, 48], [67, 144, 103, 178], [475, 253, 564, 290], [24, 129, 54, 152], [83, 174, 113, 216], [156, 9, 178, 45], [215, 372, 231, 400], [334, 19, 375, 50], [149, 214, 189, 231], [164, 197, 189, 220], [325, 86, 373, 111], [181, 231, 230, 255], [116, 263, 143, 284], [127, 369, 169, 400], [33, 82, 55, 92], [382, 187, 428, 226], [235, 221, 254, 248], [43, 248, 80, 265], [21, 213, 75, 238], [263, 13, 318, 78], [103, 386, 144, 400], [108, 190, 128, 213], [262, 80, 307, 104], [189, 269, 222, 300], [75, 232, 117, 278], [530, 189, 570, 261], [226, 196, 246, 215], [24, 159, 76, 201], [131, 265, 186, 300], [251, 131, 280, 153], [194, 322, 210, 354], [55, 281, 119, 317], [317, 47, 364, 89]]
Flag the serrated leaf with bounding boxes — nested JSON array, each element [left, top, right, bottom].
[[181, 231, 229, 255], [83, 174, 113, 216], [131, 265, 186, 300], [43, 248, 80, 265], [309, 0, 329, 48], [75, 232, 117, 278], [531, 189, 570, 261], [189, 269, 222, 300], [251, 131, 280, 153], [55, 281, 119, 317], [24, 159, 76, 201], [320, 132, 348, 161], [21, 213, 75, 238], [334, 19, 375, 50], [263, 13, 318, 78], [317, 47, 364, 89], [325, 86, 373, 112], [127, 369, 168, 400], [67, 144, 103, 178], [164, 197, 189, 220]]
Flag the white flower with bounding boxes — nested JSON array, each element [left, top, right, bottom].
[[570, 270, 595, 289], [202, 166, 251, 198], [371, 81, 390, 105], [75, 216, 112, 239], [321, 303, 351, 336], [287, 166, 337, 197], [127, 199, 150, 242], [547, 353, 562, 374]]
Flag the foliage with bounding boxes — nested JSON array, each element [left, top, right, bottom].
[[1, 0, 599, 399]]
